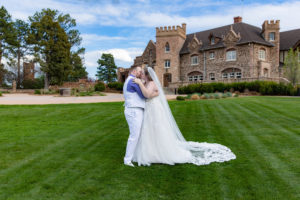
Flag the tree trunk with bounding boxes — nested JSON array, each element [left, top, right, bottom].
[[44, 72, 49, 91], [17, 49, 21, 88]]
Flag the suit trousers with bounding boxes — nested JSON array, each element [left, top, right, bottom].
[[124, 107, 144, 163]]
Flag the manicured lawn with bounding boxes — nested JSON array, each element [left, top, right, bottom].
[[0, 96, 300, 200]]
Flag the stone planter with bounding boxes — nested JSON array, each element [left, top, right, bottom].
[[59, 88, 71, 96]]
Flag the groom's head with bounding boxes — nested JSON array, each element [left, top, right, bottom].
[[131, 66, 142, 78]]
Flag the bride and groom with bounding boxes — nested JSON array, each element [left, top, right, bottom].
[[123, 66, 236, 167]]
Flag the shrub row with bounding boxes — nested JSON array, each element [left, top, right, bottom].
[[22, 78, 44, 89], [178, 81, 298, 96], [107, 82, 124, 91]]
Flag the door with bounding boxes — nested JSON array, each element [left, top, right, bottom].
[[163, 73, 172, 87]]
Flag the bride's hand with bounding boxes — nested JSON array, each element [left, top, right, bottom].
[[133, 78, 142, 85]]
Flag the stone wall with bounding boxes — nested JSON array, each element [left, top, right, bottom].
[[155, 24, 186, 87]]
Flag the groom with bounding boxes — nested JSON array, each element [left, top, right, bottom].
[[123, 66, 146, 167]]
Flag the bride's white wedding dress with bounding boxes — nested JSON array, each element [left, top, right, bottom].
[[132, 67, 236, 166]]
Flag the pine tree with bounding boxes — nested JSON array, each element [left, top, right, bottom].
[[27, 9, 72, 88], [96, 53, 117, 83], [0, 6, 17, 67], [9, 19, 29, 88], [67, 48, 88, 81]]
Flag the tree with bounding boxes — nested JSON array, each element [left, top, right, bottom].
[[27, 9, 72, 88], [9, 19, 29, 88], [284, 48, 300, 86], [0, 6, 17, 66], [67, 47, 88, 81], [96, 53, 117, 83], [0, 64, 8, 86]]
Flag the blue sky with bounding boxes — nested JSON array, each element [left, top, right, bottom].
[[1, 0, 300, 78]]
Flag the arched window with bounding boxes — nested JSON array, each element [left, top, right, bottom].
[[222, 68, 242, 79], [165, 42, 170, 52], [226, 49, 237, 61], [188, 71, 203, 82], [259, 49, 266, 60]]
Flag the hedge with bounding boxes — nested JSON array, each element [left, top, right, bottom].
[[178, 81, 298, 96], [107, 82, 124, 91], [22, 79, 44, 89]]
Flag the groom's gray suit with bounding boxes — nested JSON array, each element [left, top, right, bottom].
[[123, 74, 146, 163]]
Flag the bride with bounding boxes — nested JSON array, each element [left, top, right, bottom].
[[132, 67, 236, 166]]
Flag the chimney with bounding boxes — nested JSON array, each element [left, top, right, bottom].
[[234, 16, 242, 23]]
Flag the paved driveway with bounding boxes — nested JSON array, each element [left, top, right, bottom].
[[0, 93, 178, 105]]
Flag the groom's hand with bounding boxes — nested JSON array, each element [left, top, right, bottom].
[[133, 78, 142, 85]]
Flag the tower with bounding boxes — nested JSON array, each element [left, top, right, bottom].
[[155, 23, 186, 87], [261, 20, 280, 77]]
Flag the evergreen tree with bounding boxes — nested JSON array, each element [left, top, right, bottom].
[[96, 53, 117, 83], [67, 47, 88, 81], [284, 48, 300, 86], [9, 19, 29, 88], [27, 9, 72, 88], [0, 6, 17, 67]]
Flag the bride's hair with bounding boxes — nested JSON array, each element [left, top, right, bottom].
[[144, 67, 153, 81]]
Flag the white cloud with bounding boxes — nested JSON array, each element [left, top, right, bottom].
[[2, 0, 300, 31], [84, 48, 143, 68]]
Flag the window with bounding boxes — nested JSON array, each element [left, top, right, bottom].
[[165, 43, 170, 52], [164, 60, 170, 68], [222, 73, 228, 79], [191, 56, 199, 65], [209, 52, 215, 59], [193, 76, 198, 81], [230, 72, 235, 78], [236, 72, 242, 78], [209, 73, 215, 80], [198, 75, 203, 80], [226, 50, 236, 61], [211, 37, 215, 45], [259, 49, 266, 60], [269, 32, 275, 41], [189, 76, 193, 81]]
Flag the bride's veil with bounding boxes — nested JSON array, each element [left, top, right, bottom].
[[147, 67, 186, 142]]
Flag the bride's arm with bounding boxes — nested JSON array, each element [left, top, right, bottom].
[[133, 79, 159, 98]]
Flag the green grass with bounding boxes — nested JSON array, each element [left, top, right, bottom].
[[0, 96, 300, 200]]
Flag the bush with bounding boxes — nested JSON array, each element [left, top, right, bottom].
[[214, 93, 220, 99], [107, 82, 124, 91], [22, 78, 44, 89], [34, 89, 41, 94], [0, 91, 2, 96], [191, 94, 200, 100], [178, 81, 298, 96], [94, 82, 105, 92], [176, 96, 185, 101]]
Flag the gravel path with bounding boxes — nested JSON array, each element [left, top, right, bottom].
[[0, 93, 178, 105]]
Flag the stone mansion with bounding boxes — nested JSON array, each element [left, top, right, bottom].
[[117, 17, 300, 89]]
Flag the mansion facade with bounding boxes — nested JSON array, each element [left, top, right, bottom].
[[117, 17, 300, 89]]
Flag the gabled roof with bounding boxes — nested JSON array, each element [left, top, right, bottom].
[[280, 29, 300, 50], [180, 22, 274, 55]]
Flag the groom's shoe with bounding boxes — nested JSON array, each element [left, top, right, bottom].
[[124, 161, 135, 167]]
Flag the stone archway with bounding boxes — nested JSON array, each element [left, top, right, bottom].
[[163, 73, 172, 87]]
